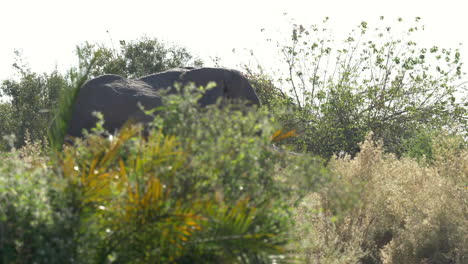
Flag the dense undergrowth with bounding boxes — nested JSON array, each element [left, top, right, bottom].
[[0, 91, 328, 263], [1, 90, 466, 263], [1, 18, 467, 263]]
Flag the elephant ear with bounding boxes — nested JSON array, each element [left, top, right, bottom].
[[228, 70, 261, 106]]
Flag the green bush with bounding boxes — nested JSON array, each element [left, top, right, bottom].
[[0, 150, 78, 263], [402, 128, 467, 165], [256, 17, 467, 159], [1, 88, 328, 263], [60, 97, 328, 262], [0, 68, 70, 149], [145, 84, 325, 204]]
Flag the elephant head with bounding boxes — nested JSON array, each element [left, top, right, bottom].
[[139, 67, 260, 106]]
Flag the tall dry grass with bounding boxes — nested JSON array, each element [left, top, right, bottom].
[[293, 133, 467, 264]]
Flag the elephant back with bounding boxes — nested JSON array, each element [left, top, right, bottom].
[[67, 74, 162, 137], [139, 68, 191, 91]]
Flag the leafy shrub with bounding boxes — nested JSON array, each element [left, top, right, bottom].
[[402, 128, 467, 166], [1, 88, 328, 263], [258, 17, 467, 159], [0, 151, 65, 263], [0, 67, 70, 149], [145, 84, 327, 205], [58, 96, 328, 262], [0, 103, 16, 151]]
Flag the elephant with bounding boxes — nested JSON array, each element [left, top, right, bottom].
[[66, 67, 260, 138]]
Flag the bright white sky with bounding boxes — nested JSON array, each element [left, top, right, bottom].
[[1, 0, 468, 83]]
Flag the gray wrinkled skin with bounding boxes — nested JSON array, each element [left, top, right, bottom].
[[67, 67, 260, 138]]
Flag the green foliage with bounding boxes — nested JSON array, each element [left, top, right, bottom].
[[1, 90, 327, 263], [2, 84, 466, 264], [245, 71, 294, 110], [401, 128, 436, 163], [0, 103, 15, 150], [0, 150, 78, 263], [258, 17, 467, 159], [146, 84, 327, 205], [0, 58, 70, 148], [76, 36, 203, 79], [2, 16, 467, 264], [48, 56, 95, 152]]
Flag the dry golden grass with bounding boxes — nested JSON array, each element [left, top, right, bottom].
[[293, 133, 467, 264]]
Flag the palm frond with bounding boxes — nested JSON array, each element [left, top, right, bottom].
[[48, 57, 96, 151]]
